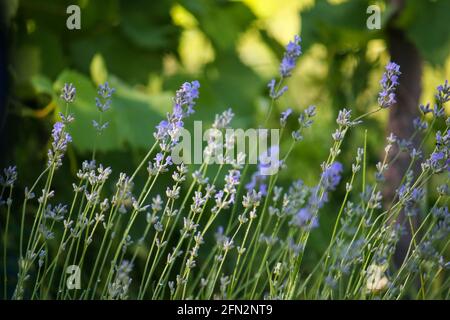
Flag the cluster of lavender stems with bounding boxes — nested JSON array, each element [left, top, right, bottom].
[[1, 35, 449, 300]]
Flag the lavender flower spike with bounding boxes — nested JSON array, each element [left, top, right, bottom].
[[435, 80, 450, 106], [268, 79, 288, 100], [433, 80, 450, 118], [265, 36, 302, 102], [47, 122, 72, 168], [60, 83, 76, 103], [378, 62, 401, 108], [154, 81, 200, 150], [174, 80, 200, 116], [0, 166, 18, 187], [321, 162, 343, 191], [280, 35, 302, 78], [280, 108, 293, 127], [96, 82, 115, 113], [93, 82, 115, 133], [98, 81, 116, 99]]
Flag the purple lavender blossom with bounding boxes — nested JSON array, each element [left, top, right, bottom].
[[154, 120, 169, 141], [411, 188, 425, 202], [398, 187, 425, 217], [429, 152, 447, 172], [191, 191, 206, 214], [259, 183, 268, 196], [419, 103, 432, 114], [224, 169, 241, 198], [280, 108, 293, 126], [225, 169, 240, 187], [436, 130, 450, 147], [154, 81, 200, 149], [290, 208, 318, 229], [268, 79, 288, 100], [413, 117, 428, 131], [266, 35, 302, 101], [93, 82, 115, 134], [378, 62, 401, 108], [298, 105, 316, 129], [60, 83, 76, 103], [212, 108, 235, 130], [426, 129, 449, 172], [321, 162, 343, 191], [213, 187, 234, 210], [279, 35, 302, 78], [154, 153, 172, 171], [96, 84, 114, 109], [433, 105, 446, 118], [97, 82, 115, 99], [0, 166, 18, 187], [52, 122, 64, 138], [289, 163, 343, 231], [308, 185, 328, 210], [435, 80, 450, 106], [397, 184, 407, 199], [174, 80, 200, 116], [215, 190, 224, 202], [47, 122, 72, 168], [245, 172, 268, 196], [432, 81, 449, 118], [246, 146, 281, 194]]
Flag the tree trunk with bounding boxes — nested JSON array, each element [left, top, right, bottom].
[[384, 0, 423, 264]]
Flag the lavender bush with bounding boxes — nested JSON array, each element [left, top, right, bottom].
[[1, 36, 449, 300]]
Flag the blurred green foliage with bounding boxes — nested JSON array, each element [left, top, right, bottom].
[[3, 0, 450, 264]]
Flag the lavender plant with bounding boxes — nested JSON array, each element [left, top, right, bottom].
[[1, 35, 449, 300]]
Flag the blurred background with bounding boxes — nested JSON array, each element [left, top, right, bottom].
[[0, 0, 449, 272]]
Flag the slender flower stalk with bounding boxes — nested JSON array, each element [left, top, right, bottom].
[[264, 35, 302, 125]]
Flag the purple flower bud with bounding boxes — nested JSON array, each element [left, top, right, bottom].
[[97, 82, 115, 99], [290, 208, 319, 230], [48, 122, 72, 168], [280, 108, 293, 126], [279, 35, 302, 78], [321, 162, 343, 191], [378, 62, 401, 108], [419, 103, 432, 114], [60, 83, 76, 103], [268, 79, 288, 100], [154, 81, 200, 150], [0, 166, 18, 188], [435, 80, 450, 106]]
